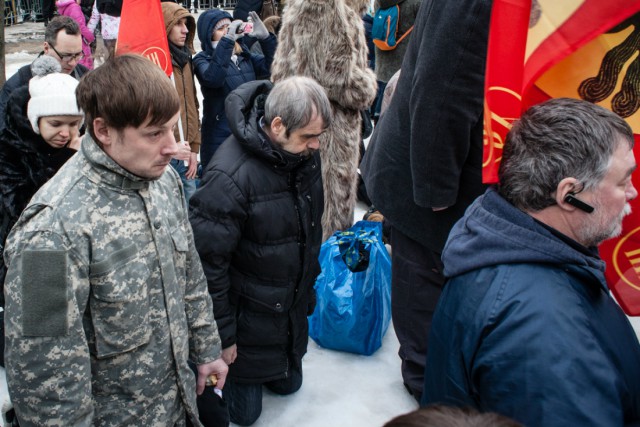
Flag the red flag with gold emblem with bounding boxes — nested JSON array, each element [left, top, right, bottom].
[[483, 0, 640, 314], [116, 0, 173, 77]]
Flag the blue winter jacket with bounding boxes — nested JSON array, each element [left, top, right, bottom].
[[193, 9, 276, 165], [423, 188, 640, 427]]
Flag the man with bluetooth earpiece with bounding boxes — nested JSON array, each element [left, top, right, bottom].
[[422, 97, 640, 427]]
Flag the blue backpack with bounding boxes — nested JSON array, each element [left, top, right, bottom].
[[372, 4, 414, 51]]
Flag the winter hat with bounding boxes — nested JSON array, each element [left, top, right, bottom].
[[27, 55, 83, 134], [196, 8, 231, 45], [214, 17, 231, 32]]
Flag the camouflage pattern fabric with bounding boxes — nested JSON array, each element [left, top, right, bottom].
[[3, 135, 221, 426]]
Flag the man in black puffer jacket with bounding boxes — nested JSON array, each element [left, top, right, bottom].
[[189, 76, 330, 426]]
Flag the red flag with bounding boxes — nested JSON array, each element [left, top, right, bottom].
[[483, 0, 640, 314], [116, 0, 173, 77]]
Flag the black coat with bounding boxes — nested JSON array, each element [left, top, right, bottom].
[[361, 0, 491, 252], [0, 86, 76, 301], [232, 0, 263, 21], [189, 80, 324, 383]]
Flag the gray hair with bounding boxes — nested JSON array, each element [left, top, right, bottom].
[[44, 16, 80, 47], [264, 76, 332, 136], [498, 97, 634, 211]]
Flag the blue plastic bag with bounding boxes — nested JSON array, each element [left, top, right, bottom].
[[308, 221, 392, 355]]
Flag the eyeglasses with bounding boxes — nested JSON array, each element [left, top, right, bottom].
[[50, 44, 84, 62]]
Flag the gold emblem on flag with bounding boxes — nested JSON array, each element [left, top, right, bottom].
[[142, 47, 171, 75], [612, 225, 640, 291]]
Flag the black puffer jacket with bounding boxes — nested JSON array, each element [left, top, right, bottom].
[[189, 80, 324, 383], [0, 86, 76, 298]]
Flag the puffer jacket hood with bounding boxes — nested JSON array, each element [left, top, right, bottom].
[[197, 8, 233, 56], [442, 188, 606, 280], [162, 2, 196, 54], [224, 79, 312, 171]]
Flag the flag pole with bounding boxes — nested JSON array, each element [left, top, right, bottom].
[[170, 72, 189, 167]]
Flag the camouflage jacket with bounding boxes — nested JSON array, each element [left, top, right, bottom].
[[3, 136, 221, 426]]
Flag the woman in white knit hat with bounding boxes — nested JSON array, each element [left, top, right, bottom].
[[0, 55, 84, 334]]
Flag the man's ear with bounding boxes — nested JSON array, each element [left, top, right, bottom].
[[555, 177, 581, 211], [270, 116, 284, 137], [93, 118, 113, 147], [43, 41, 50, 54]]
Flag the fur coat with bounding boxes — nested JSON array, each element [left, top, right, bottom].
[[271, 0, 377, 239]]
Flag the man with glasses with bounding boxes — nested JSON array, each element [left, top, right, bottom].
[[0, 16, 89, 133]]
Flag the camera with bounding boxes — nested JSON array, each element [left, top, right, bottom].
[[236, 22, 254, 34]]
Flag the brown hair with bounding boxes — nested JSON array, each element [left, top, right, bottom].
[[263, 16, 282, 36], [44, 16, 80, 46], [383, 405, 523, 427], [76, 54, 180, 140]]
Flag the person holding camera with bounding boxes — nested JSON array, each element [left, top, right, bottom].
[[194, 9, 276, 171]]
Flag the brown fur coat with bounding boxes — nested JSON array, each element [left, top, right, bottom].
[[271, 0, 377, 239]]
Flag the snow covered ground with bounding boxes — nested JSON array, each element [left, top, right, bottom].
[[2, 45, 640, 427]]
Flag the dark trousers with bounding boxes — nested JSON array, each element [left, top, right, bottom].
[[372, 80, 387, 123], [41, 0, 55, 20], [225, 365, 303, 426], [389, 226, 445, 402]]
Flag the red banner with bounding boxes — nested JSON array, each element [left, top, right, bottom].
[[116, 0, 173, 77], [483, 0, 640, 314]]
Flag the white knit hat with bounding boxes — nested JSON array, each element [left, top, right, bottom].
[[214, 18, 231, 31], [27, 56, 83, 134]]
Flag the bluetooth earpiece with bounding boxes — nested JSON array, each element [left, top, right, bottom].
[[564, 193, 594, 214]]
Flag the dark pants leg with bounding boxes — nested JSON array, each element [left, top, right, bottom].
[[389, 226, 444, 403], [224, 379, 263, 426], [224, 365, 302, 426], [264, 365, 303, 395], [42, 0, 55, 20], [372, 80, 387, 123]]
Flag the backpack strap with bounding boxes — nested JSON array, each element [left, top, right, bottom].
[[395, 25, 414, 45]]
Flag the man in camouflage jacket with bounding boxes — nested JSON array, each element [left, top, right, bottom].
[[3, 55, 228, 426]]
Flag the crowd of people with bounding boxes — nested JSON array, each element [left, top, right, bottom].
[[0, 0, 639, 426]]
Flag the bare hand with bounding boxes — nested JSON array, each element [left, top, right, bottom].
[[173, 141, 192, 162], [185, 152, 198, 180], [221, 344, 237, 365], [196, 358, 228, 395], [432, 207, 448, 212]]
